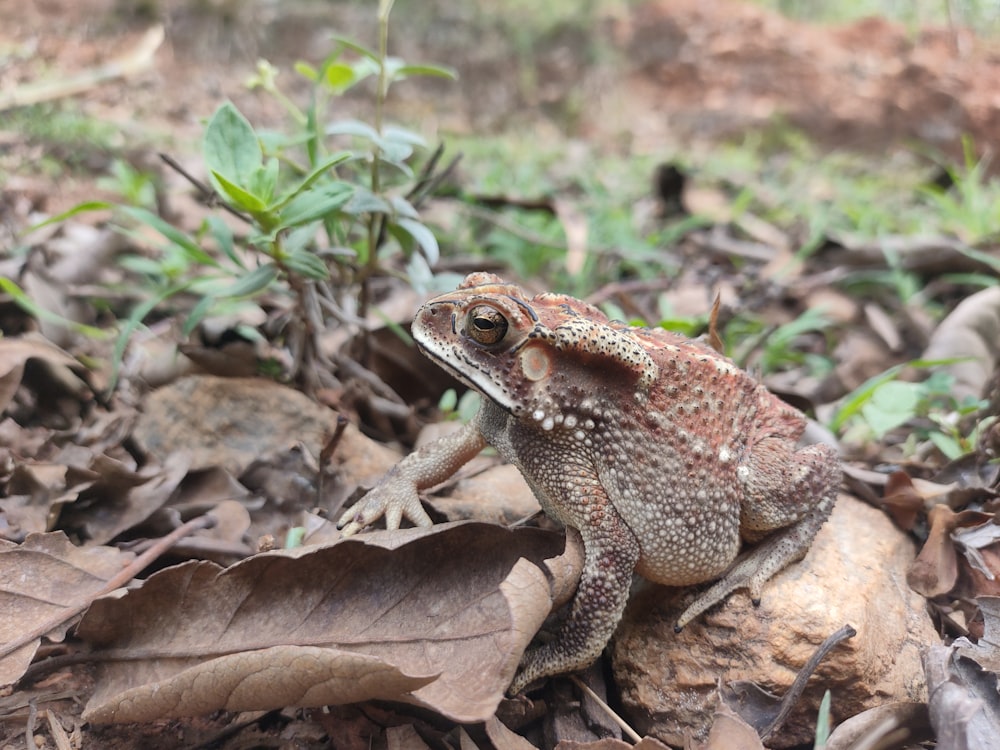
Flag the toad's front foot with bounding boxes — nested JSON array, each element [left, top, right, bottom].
[[336, 468, 433, 536]]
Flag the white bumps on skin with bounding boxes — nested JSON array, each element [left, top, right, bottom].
[[405, 273, 840, 691]]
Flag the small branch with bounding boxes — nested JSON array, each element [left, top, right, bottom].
[[158, 152, 252, 225], [569, 675, 642, 743], [760, 623, 856, 743]]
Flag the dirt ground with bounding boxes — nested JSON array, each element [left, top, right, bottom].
[[3, 0, 1000, 177]]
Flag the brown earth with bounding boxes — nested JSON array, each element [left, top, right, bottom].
[[3, 0, 1000, 172]]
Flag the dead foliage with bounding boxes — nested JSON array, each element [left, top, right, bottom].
[[2, 1, 1000, 749]]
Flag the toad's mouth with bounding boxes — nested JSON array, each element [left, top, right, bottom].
[[413, 329, 520, 416]]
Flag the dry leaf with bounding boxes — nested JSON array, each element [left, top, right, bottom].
[[483, 716, 538, 750], [386, 723, 434, 750], [59, 451, 192, 545], [824, 702, 931, 750], [79, 522, 571, 723], [0, 336, 87, 415], [923, 286, 1000, 403], [132, 375, 338, 475], [925, 644, 1000, 748], [0, 532, 132, 686], [908, 505, 994, 598], [953, 597, 1000, 672], [702, 702, 764, 750], [882, 470, 928, 530]]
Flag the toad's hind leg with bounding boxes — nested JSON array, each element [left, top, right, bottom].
[[510, 514, 640, 694], [674, 441, 839, 630]]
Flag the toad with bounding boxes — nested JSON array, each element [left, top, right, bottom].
[[338, 273, 840, 693]]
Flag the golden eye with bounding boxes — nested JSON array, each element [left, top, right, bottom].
[[467, 305, 508, 345]]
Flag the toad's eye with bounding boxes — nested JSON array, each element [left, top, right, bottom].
[[466, 305, 509, 345]]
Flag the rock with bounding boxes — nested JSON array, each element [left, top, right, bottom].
[[611, 495, 936, 748]]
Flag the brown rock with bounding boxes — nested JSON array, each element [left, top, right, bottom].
[[611, 495, 935, 748]]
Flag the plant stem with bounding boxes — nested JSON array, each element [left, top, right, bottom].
[[359, 0, 395, 325]]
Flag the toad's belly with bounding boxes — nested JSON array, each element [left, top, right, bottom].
[[620, 499, 742, 586]]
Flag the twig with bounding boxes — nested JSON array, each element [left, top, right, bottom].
[[0, 514, 216, 661], [317, 415, 349, 502], [569, 675, 641, 743], [760, 623, 856, 743], [158, 152, 252, 225]]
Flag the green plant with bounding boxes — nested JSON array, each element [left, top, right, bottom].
[[36, 0, 456, 391], [832, 361, 990, 458], [919, 136, 1000, 245], [97, 158, 158, 209], [725, 307, 834, 377]]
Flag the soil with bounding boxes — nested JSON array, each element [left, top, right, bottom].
[[3, 0, 1000, 180]]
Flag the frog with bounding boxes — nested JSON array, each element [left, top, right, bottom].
[[338, 272, 840, 694]]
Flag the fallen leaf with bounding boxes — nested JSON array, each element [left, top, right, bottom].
[[79, 522, 571, 724], [483, 715, 538, 750], [702, 702, 764, 750], [0, 336, 87, 415], [824, 702, 931, 750], [386, 723, 434, 750], [923, 286, 1000, 403], [0, 532, 132, 686], [132, 375, 338, 475], [908, 505, 994, 598], [59, 451, 192, 545], [954, 597, 1000, 672], [882, 470, 926, 529], [925, 644, 1000, 748]]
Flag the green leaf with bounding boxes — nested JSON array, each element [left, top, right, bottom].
[[343, 188, 391, 216], [220, 263, 279, 297], [393, 64, 457, 80], [860, 381, 920, 437], [393, 217, 439, 265], [0, 277, 108, 339], [388, 196, 419, 220], [269, 152, 352, 212], [182, 294, 217, 337], [283, 250, 329, 280], [118, 206, 220, 268], [210, 170, 268, 214], [294, 61, 319, 81], [324, 63, 355, 89], [249, 158, 280, 205], [25, 201, 112, 234], [203, 102, 263, 194], [829, 357, 973, 433], [813, 690, 832, 748], [279, 183, 353, 228], [956, 244, 1000, 273], [329, 35, 380, 62], [326, 119, 380, 141], [205, 216, 243, 269], [928, 431, 965, 460], [382, 124, 428, 147]]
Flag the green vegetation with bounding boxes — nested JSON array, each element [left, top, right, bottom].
[[6, 0, 998, 463]]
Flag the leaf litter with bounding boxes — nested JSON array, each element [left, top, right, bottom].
[[3, 3, 1000, 749]]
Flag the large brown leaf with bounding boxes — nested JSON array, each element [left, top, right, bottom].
[[79, 521, 572, 724], [0, 532, 132, 686]]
